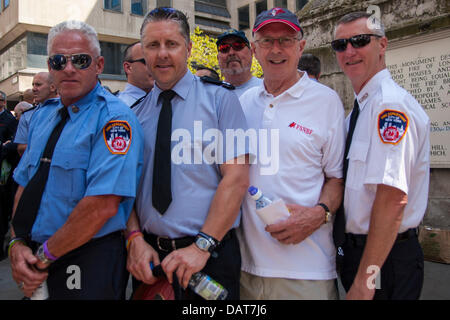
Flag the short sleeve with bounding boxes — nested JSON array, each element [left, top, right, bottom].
[[364, 104, 411, 194], [84, 113, 144, 198]]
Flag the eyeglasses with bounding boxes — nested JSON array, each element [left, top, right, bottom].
[[127, 58, 146, 65], [331, 34, 381, 52], [48, 53, 93, 71], [218, 42, 247, 54], [255, 37, 300, 49]]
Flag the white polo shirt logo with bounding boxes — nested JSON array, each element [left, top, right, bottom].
[[288, 121, 313, 135]]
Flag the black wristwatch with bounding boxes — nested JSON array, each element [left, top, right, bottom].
[[195, 232, 218, 253]]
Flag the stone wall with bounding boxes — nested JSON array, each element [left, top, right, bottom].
[[297, 0, 450, 229]]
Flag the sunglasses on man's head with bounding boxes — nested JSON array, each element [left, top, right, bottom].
[[331, 34, 381, 52], [218, 42, 247, 54], [48, 53, 93, 71]]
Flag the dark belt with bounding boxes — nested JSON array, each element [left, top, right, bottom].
[[144, 230, 233, 253], [345, 228, 418, 248]]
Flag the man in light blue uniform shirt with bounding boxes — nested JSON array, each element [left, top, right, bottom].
[[126, 8, 250, 300], [9, 20, 144, 300], [14, 72, 59, 156], [117, 42, 154, 107]]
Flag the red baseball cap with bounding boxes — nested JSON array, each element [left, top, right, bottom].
[[253, 7, 303, 36]]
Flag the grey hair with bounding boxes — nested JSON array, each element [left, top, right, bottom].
[[334, 11, 385, 38], [47, 20, 101, 56]]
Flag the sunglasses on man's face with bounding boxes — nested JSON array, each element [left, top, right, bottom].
[[48, 53, 93, 71], [127, 58, 146, 65], [218, 42, 247, 54], [331, 34, 381, 52]]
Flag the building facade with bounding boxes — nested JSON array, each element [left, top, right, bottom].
[[0, 0, 310, 106]]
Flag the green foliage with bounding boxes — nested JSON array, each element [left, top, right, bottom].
[[188, 27, 263, 79]]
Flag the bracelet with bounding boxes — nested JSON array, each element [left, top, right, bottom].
[[126, 232, 143, 251], [8, 238, 26, 258], [43, 240, 58, 261], [126, 230, 142, 240]]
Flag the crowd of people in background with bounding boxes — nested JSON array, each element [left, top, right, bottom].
[[0, 6, 430, 301]]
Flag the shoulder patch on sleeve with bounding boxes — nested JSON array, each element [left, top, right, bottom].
[[378, 109, 409, 145], [103, 120, 132, 154]]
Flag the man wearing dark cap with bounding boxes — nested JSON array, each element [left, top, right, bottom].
[[217, 29, 262, 97], [238, 8, 345, 299]]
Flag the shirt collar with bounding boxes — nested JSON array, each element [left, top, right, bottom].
[[153, 70, 193, 102], [65, 82, 102, 121], [124, 83, 146, 96], [355, 69, 391, 110], [258, 70, 308, 99]]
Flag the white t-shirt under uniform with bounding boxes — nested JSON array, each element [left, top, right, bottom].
[[238, 71, 346, 280]]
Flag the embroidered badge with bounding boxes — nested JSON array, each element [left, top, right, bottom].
[[103, 121, 132, 154], [378, 110, 408, 145]]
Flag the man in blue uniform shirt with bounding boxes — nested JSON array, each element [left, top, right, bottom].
[[126, 8, 250, 300], [8, 20, 144, 299]]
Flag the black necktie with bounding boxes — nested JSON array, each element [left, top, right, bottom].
[[333, 99, 360, 266], [152, 90, 176, 214], [12, 107, 70, 239]]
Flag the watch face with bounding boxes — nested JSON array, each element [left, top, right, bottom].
[[195, 237, 211, 251]]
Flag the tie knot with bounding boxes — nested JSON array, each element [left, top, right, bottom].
[[159, 90, 176, 102]]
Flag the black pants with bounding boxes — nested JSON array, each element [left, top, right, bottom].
[[340, 233, 424, 300], [134, 229, 241, 300], [36, 231, 128, 300]]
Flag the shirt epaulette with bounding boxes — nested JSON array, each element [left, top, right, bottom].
[[200, 76, 235, 90]]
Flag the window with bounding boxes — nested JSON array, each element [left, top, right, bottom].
[[238, 5, 250, 30], [195, 1, 230, 18], [157, 0, 172, 7], [195, 17, 230, 30], [296, 0, 308, 11], [100, 41, 128, 75], [131, 0, 146, 15], [274, 0, 287, 8], [197, 0, 226, 6], [255, 0, 267, 16], [27, 33, 49, 69], [104, 0, 121, 12]]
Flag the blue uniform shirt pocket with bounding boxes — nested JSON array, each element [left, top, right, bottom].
[[49, 149, 90, 199]]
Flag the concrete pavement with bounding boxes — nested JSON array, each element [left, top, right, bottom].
[[0, 256, 449, 300]]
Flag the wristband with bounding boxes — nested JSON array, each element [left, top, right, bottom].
[[8, 238, 26, 258], [126, 230, 142, 240], [43, 240, 58, 261], [126, 232, 143, 251]]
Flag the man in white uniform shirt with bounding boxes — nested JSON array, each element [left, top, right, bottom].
[[332, 12, 430, 300], [238, 7, 345, 300], [118, 42, 154, 107]]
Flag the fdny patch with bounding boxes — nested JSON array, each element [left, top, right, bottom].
[[103, 120, 132, 154], [378, 110, 408, 145]]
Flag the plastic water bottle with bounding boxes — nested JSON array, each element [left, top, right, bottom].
[[150, 263, 228, 300], [30, 281, 49, 300], [248, 186, 272, 209]]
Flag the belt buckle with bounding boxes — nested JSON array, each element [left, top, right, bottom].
[[156, 236, 170, 252]]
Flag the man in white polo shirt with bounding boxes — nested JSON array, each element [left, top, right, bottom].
[[238, 7, 346, 299]]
